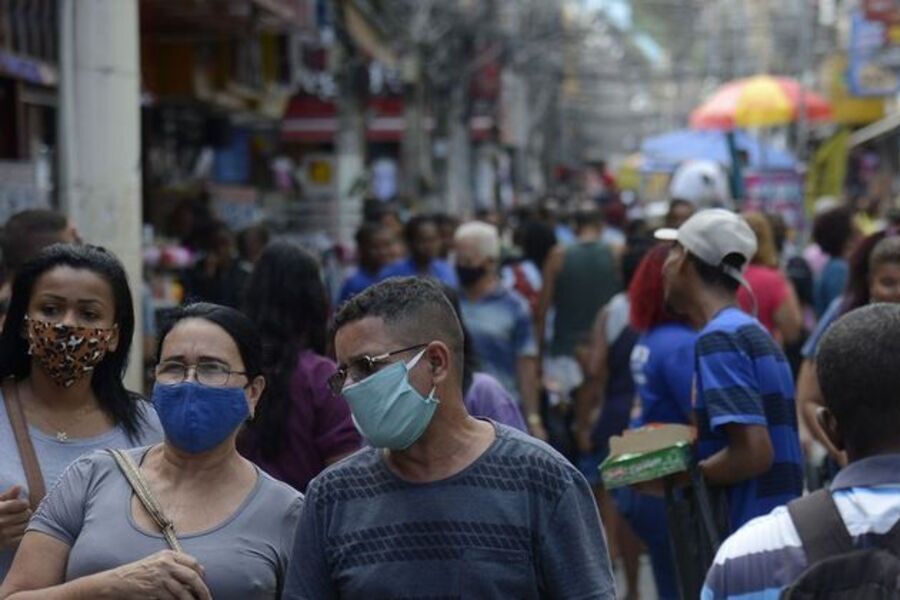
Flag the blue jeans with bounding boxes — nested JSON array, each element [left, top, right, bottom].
[[614, 487, 678, 600]]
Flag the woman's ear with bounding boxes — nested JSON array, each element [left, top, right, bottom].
[[245, 375, 266, 418]]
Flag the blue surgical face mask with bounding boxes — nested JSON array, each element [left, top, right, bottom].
[[342, 348, 439, 450], [152, 382, 250, 454]]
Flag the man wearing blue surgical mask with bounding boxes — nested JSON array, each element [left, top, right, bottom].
[[284, 277, 615, 599]]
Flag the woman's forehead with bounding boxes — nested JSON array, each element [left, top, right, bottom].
[[161, 318, 242, 363]]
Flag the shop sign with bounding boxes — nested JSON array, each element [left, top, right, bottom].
[[849, 9, 900, 96]]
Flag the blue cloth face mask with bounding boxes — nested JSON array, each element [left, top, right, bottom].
[[152, 381, 250, 454], [342, 348, 439, 450]]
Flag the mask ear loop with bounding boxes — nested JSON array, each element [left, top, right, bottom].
[[407, 348, 440, 403]]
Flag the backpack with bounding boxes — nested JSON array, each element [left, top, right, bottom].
[[781, 489, 900, 599]]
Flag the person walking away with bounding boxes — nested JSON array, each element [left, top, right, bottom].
[[576, 240, 652, 600], [811, 206, 857, 317], [453, 221, 544, 440], [284, 277, 615, 599], [0, 303, 302, 599], [0, 245, 163, 580], [703, 303, 900, 598], [657, 209, 803, 534], [501, 220, 557, 315], [737, 212, 804, 345], [615, 243, 698, 599], [380, 215, 458, 287], [536, 206, 621, 454], [338, 222, 395, 305], [240, 242, 361, 492]]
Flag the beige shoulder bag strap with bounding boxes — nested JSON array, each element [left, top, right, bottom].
[[107, 448, 184, 552], [3, 378, 46, 510]]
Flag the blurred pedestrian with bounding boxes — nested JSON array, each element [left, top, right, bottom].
[[240, 242, 361, 492], [704, 303, 900, 598], [285, 277, 615, 598], [810, 206, 857, 317], [181, 220, 251, 309], [657, 209, 803, 532], [576, 239, 651, 600], [797, 233, 900, 468], [443, 286, 528, 432], [501, 219, 557, 314], [0, 245, 163, 579], [0, 209, 80, 329], [617, 243, 698, 600], [536, 205, 621, 453], [236, 223, 270, 265], [380, 215, 458, 287], [338, 222, 394, 305], [453, 222, 543, 439], [737, 212, 804, 344], [434, 212, 459, 260], [0, 303, 302, 599]]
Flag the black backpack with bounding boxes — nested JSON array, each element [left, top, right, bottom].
[[781, 489, 900, 599]]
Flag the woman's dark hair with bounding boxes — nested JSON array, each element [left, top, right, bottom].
[[813, 206, 855, 257], [0, 244, 144, 440], [156, 303, 263, 387], [441, 285, 480, 395], [240, 242, 329, 459], [841, 231, 900, 314], [520, 220, 557, 270]]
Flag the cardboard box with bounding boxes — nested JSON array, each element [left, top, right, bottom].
[[600, 424, 695, 489]]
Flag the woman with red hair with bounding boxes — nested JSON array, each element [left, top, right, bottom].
[[616, 243, 698, 600]]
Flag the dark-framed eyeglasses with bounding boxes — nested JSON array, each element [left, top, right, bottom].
[[327, 343, 428, 395], [155, 360, 248, 388]]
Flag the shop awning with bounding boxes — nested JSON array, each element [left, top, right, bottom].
[[282, 95, 338, 143], [850, 111, 900, 147]]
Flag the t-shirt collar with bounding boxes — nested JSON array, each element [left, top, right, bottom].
[[830, 453, 900, 491]]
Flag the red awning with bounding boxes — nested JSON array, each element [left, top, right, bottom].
[[283, 94, 490, 143], [282, 95, 338, 143]]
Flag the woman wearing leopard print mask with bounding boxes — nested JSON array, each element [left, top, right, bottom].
[[0, 244, 162, 579]]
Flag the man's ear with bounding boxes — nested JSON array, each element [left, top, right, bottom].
[[816, 406, 845, 453], [426, 342, 451, 386]]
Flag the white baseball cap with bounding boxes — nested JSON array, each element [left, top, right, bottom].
[[669, 160, 733, 209], [655, 209, 757, 284]]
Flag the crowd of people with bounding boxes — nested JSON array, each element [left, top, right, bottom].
[[0, 178, 898, 598]]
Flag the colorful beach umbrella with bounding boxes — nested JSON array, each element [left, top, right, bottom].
[[690, 75, 832, 130]]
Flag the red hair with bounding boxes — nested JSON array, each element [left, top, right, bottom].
[[629, 243, 680, 332]]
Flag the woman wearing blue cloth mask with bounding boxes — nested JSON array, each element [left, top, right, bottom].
[[1, 303, 303, 600]]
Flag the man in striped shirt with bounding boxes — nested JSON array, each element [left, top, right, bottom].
[[658, 209, 804, 533], [703, 303, 900, 598]]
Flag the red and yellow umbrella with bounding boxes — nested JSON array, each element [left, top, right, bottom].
[[690, 75, 832, 130]]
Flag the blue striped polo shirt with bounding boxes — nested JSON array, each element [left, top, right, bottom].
[[694, 307, 803, 531], [703, 454, 900, 599]]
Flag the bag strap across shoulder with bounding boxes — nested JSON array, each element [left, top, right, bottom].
[[107, 448, 183, 553], [3, 378, 46, 511], [787, 489, 854, 564]]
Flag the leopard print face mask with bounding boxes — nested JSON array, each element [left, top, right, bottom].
[[26, 318, 116, 388]]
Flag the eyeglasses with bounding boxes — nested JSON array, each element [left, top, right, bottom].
[[327, 343, 428, 395], [155, 360, 247, 387]]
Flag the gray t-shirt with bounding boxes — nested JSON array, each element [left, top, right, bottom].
[[0, 394, 163, 579], [285, 422, 616, 599], [28, 446, 303, 599]]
